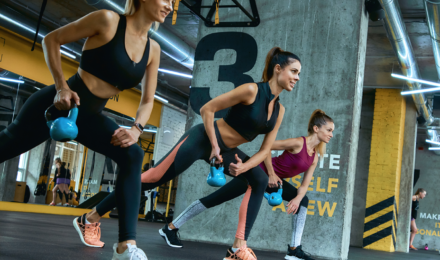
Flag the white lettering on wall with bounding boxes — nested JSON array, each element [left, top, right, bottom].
[[329, 155, 340, 170]]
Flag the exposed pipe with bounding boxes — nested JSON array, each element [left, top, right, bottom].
[[424, 0, 440, 154], [86, 0, 194, 70], [379, 0, 440, 154], [425, 1, 440, 79]]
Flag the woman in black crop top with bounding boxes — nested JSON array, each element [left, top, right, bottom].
[[0, 0, 172, 259], [94, 47, 301, 260], [410, 188, 426, 250]]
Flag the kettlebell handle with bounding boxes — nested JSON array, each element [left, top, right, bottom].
[[45, 104, 77, 121], [210, 157, 223, 167], [278, 183, 282, 189]]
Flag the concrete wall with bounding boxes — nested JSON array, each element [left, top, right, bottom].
[[395, 98, 417, 252], [350, 89, 375, 247], [412, 134, 440, 249], [174, 1, 368, 259]]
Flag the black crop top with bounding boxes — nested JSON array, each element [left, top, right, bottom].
[[80, 15, 150, 91], [411, 199, 419, 219], [223, 82, 280, 141]]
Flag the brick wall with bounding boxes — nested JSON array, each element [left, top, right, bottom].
[[363, 89, 406, 252]]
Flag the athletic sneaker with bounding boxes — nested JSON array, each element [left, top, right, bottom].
[[409, 244, 418, 250], [159, 225, 183, 248], [224, 245, 257, 260], [112, 243, 148, 260], [285, 245, 314, 260], [73, 213, 105, 248]]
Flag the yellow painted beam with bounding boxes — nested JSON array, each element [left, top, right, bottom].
[[0, 26, 78, 85]]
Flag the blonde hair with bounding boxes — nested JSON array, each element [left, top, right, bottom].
[[124, 0, 160, 31], [307, 109, 334, 159]]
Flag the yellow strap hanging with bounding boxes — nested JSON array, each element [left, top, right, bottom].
[[215, 0, 220, 25], [172, 0, 180, 25]]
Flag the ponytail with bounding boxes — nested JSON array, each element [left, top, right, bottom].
[[308, 109, 334, 159], [124, 0, 160, 30], [261, 47, 301, 82], [414, 188, 426, 196]]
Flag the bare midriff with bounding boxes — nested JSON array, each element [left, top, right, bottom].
[[216, 119, 248, 149], [78, 68, 121, 99]]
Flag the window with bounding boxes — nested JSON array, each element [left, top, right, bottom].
[[16, 152, 29, 182]]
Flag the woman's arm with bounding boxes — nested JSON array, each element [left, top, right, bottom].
[[229, 104, 286, 176], [286, 154, 318, 214], [270, 138, 301, 151], [200, 83, 258, 162], [263, 153, 282, 188], [42, 10, 116, 110], [111, 40, 161, 148]]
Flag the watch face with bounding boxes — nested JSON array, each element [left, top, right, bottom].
[[136, 123, 144, 131]]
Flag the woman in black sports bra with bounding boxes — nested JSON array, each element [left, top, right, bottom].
[[83, 47, 301, 260], [0, 0, 172, 259]]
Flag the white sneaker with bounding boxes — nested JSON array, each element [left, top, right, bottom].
[[112, 243, 148, 260]]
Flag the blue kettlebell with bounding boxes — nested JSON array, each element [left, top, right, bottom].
[[45, 104, 78, 142], [264, 183, 283, 206], [207, 158, 226, 187]]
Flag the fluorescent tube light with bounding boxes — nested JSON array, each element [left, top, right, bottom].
[[67, 141, 77, 145], [392, 74, 440, 95], [429, 147, 440, 150], [106, 0, 125, 13], [154, 95, 169, 103], [158, 68, 192, 78], [426, 139, 440, 145], [60, 50, 76, 59], [0, 77, 24, 84], [0, 14, 76, 59], [119, 125, 157, 133]]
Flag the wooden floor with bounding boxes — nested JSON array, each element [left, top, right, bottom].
[[0, 211, 437, 260]]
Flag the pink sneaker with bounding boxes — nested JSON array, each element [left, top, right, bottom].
[[73, 213, 105, 248], [224, 244, 257, 260]]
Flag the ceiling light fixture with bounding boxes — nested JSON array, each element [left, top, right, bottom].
[[0, 77, 25, 84], [158, 68, 192, 79], [154, 94, 169, 103], [426, 139, 440, 145], [0, 14, 76, 59], [392, 73, 440, 95]]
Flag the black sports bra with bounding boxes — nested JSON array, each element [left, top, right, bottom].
[[80, 15, 150, 91], [223, 82, 280, 141]]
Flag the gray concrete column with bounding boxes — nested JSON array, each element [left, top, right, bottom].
[[395, 98, 417, 252], [175, 1, 368, 259], [0, 155, 19, 202], [350, 90, 376, 247]]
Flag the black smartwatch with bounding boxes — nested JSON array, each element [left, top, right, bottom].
[[134, 123, 144, 133]]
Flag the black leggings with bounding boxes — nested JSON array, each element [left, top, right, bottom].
[[0, 73, 144, 242], [96, 122, 269, 240]]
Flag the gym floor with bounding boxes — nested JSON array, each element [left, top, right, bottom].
[[0, 211, 437, 260]]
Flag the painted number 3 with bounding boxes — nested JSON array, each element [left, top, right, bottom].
[[189, 32, 258, 118]]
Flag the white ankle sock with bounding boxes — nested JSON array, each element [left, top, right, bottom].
[[168, 226, 173, 231], [85, 218, 91, 224], [232, 247, 239, 253]]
